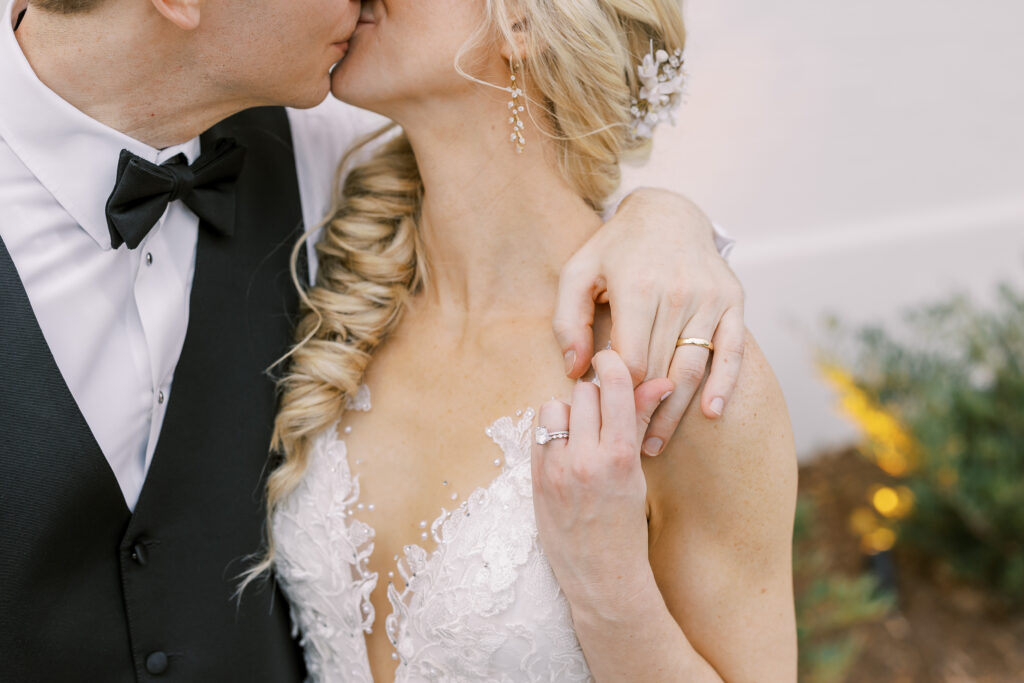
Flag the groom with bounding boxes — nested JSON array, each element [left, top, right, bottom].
[[0, 0, 743, 681]]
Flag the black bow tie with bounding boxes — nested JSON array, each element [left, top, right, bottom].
[[105, 138, 247, 250]]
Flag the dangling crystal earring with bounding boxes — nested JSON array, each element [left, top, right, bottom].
[[506, 62, 526, 154]]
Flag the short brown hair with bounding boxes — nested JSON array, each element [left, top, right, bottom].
[[30, 0, 103, 13]]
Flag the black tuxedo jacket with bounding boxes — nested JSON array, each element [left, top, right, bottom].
[[0, 108, 307, 682]]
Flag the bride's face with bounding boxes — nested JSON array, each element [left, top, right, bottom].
[[330, 0, 497, 116]]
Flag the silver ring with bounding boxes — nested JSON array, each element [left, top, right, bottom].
[[535, 426, 570, 445]]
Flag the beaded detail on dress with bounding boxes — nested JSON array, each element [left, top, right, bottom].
[[272, 388, 593, 682]]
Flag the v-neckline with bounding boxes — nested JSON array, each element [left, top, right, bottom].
[[333, 406, 538, 678]]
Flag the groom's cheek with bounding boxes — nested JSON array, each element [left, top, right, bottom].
[[208, 0, 362, 109]]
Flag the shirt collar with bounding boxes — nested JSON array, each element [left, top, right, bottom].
[[0, 0, 200, 250]]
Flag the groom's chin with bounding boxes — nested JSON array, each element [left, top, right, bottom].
[[280, 72, 335, 111]]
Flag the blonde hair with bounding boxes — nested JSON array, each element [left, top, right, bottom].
[[244, 0, 685, 585]]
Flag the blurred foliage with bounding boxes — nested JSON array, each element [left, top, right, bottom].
[[794, 497, 894, 683], [822, 282, 1024, 606]]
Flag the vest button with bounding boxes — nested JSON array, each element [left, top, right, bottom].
[[130, 542, 148, 565], [146, 651, 169, 674]]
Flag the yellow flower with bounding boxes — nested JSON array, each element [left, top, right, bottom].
[[861, 527, 897, 554], [821, 363, 919, 477], [849, 506, 880, 536], [870, 485, 915, 519]]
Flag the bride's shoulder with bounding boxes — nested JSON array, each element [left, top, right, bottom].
[[644, 331, 797, 526]]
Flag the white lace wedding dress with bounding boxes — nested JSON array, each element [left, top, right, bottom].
[[272, 386, 594, 682]]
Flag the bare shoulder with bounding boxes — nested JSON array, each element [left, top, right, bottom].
[[644, 331, 796, 536], [641, 332, 798, 680]]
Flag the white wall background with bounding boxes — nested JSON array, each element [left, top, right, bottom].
[[622, 1, 1024, 459]]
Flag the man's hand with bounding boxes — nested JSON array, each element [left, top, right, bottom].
[[553, 188, 745, 456]]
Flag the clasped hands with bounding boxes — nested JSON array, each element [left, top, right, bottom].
[[552, 188, 744, 456]]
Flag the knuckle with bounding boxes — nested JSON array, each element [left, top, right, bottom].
[[569, 459, 595, 484], [716, 334, 746, 359], [637, 408, 655, 429], [551, 315, 577, 341], [605, 371, 636, 393], [666, 285, 691, 310], [722, 341, 746, 360], [607, 435, 636, 463], [675, 361, 709, 388], [618, 354, 647, 382], [545, 465, 568, 492], [559, 257, 588, 283], [646, 414, 675, 438], [633, 276, 657, 298], [610, 450, 636, 472], [596, 349, 642, 383]]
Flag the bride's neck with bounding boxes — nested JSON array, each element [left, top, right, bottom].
[[403, 115, 602, 319]]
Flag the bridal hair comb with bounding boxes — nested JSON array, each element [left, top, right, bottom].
[[629, 44, 686, 140]]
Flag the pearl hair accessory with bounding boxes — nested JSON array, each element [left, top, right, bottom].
[[630, 43, 686, 140]]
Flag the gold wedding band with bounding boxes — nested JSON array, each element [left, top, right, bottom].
[[676, 337, 714, 351]]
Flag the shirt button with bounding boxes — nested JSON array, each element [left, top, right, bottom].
[[145, 252, 153, 266], [157, 390, 165, 405], [145, 651, 169, 675]]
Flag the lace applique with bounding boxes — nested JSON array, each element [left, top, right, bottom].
[[346, 384, 372, 412], [273, 402, 593, 682], [272, 428, 379, 682]]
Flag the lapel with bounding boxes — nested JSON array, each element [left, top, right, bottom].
[[0, 232, 130, 533]]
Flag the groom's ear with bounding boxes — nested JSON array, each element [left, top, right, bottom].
[[149, 0, 201, 31]]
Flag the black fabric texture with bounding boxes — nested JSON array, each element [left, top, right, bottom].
[[0, 106, 308, 682]]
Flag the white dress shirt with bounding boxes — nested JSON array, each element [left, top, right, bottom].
[[0, 0, 382, 510], [1, 0, 730, 512]]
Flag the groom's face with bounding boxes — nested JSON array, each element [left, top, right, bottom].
[[202, 0, 362, 108]]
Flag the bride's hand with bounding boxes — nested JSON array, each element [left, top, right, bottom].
[[531, 350, 674, 615], [553, 188, 744, 455]]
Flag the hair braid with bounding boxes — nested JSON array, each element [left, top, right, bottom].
[[241, 130, 425, 587]]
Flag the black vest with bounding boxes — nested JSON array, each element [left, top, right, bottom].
[[0, 108, 307, 682]]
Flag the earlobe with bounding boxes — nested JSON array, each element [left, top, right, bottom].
[[150, 0, 201, 31]]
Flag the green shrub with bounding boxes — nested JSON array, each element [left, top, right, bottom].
[[794, 498, 894, 683], [824, 282, 1024, 605]]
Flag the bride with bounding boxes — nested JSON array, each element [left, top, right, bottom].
[[259, 0, 797, 680]]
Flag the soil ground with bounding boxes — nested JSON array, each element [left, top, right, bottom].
[[798, 449, 1024, 682]]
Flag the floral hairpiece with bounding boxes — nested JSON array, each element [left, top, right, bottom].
[[629, 43, 686, 140]]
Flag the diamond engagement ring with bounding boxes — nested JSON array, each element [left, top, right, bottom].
[[534, 426, 570, 445]]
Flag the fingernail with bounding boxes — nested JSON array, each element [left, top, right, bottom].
[[659, 391, 673, 403], [643, 437, 664, 456], [710, 397, 724, 416], [563, 350, 576, 375]]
